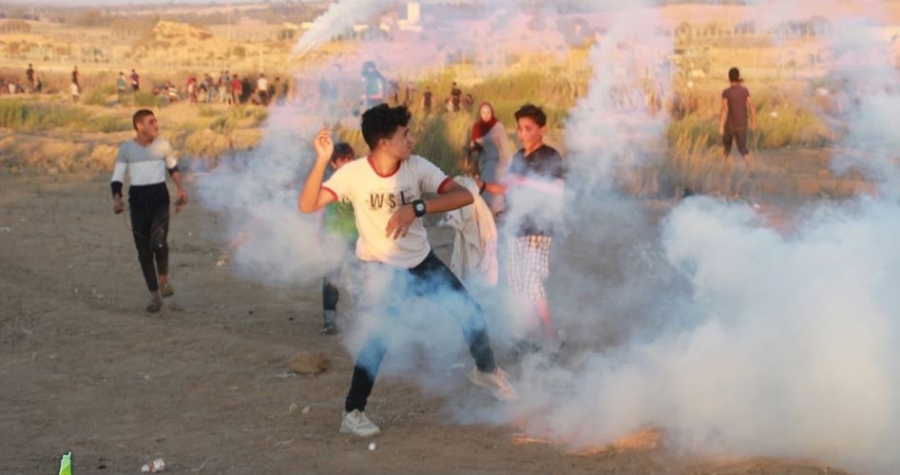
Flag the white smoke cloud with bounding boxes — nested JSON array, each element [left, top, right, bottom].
[[195, 109, 343, 286], [197, 1, 900, 472], [497, 2, 900, 473], [519, 196, 900, 472]]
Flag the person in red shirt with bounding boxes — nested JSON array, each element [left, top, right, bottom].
[[130, 69, 140, 92], [718, 67, 758, 160], [718, 67, 758, 198], [230, 75, 242, 106], [186, 76, 198, 105]]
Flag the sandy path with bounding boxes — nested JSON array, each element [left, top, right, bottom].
[[0, 173, 849, 474]]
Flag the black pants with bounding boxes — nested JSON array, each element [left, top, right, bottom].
[[723, 127, 749, 157], [323, 277, 339, 311], [344, 252, 497, 412], [130, 203, 170, 292], [323, 273, 339, 327], [322, 241, 358, 324]]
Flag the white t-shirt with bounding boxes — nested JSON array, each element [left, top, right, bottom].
[[257, 77, 268, 92], [322, 154, 451, 269]]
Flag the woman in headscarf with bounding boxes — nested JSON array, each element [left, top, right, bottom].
[[469, 102, 513, 215]]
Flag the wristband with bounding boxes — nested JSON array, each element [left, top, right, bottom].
[[412, 199, 426, 217]]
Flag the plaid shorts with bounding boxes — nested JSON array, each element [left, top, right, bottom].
[[506, 235, 551, 302]]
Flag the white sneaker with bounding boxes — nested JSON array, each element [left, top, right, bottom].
[[468, 367, 519, 402], [339, 409, 381, 437]]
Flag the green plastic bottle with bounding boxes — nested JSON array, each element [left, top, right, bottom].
[[58, 452, 72, 475]]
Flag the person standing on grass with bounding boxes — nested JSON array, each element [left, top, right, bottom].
[[71, 66, 80, 101], [186, 75, 198, 105], [130, 69, 140, 93], [298, 104, 517, 438], [404, 81, 415, 106], [205, 73, 216, 103], [110, 110, 188, 313], [117, 72, 127, 100], [256, 74, 269, 105], [219, 70, 230, 103], [241, 76, 252, 104], [25, 63, 34, 91], [469, 101, 513, 215], [451, 82, 462, 112], [360, 61, 387, 109], [230, 74, 241, 106], [719, 67, 758, 160], [422, 86, 433, 114], [486, 104, 565, 359]]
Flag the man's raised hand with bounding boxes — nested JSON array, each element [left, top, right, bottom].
[[314, 126, 334, 162]]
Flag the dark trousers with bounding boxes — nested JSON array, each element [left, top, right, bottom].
[[322, 241, 358, 325], [323, 272, 339, 326], [344, 252, 497, 412], [323, 277, 340, 311], [130, 203, 170, 292], [723, 127, 749, 157]]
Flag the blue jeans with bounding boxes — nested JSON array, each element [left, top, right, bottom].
[[344, 252, 497, 412]]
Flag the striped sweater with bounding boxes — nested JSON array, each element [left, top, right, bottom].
[[110, 138, 179, 207]]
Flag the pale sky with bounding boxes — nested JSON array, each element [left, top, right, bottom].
[[11, 0, 297, 6]]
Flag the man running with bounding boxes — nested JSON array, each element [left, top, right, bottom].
[[111, 110, 188, 313], [299, 104, 517, 437]]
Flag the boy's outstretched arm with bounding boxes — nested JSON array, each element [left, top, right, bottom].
[[298, 127, 337, 213]]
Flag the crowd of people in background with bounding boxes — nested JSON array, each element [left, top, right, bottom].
[[139, 69, 290, 107], [339, 61, 478, 117], [4, 62, 292, 108], [1, 63, 43, 95], [5, 60, 485, 116]]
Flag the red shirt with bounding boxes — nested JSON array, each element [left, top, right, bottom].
[[722, 84, 751, 130], [231, 78, 241, 93]]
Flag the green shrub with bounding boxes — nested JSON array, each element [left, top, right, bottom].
[[0, 100, 28, 128], [83, 89, 109, 107], [134, 91, 161, 108], [0, 100, 91, 130], [86, 115, 131, 133], [412, 112, 472, 174], [197, 105, 218, 118]]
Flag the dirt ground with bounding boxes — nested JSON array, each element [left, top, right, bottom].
[[0, 173, 852, 475]]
